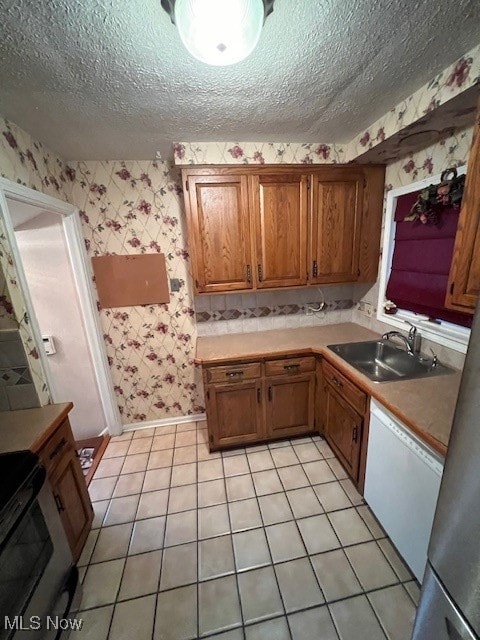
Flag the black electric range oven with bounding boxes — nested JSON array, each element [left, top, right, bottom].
[[0, 451, 82, 640]]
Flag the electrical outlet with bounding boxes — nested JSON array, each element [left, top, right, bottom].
[[364, 302, 373, 317]]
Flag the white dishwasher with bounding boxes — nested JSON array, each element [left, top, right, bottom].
[[365, 400, 444, 582]]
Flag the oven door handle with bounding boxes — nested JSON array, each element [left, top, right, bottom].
[[0, 466, 46, 554]]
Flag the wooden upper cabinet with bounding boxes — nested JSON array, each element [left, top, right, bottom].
[[310, 168, 364, 283], [250, 173, 308, 288], [446, 99, 480, 313], [184, 174, 252, 293], [181, 165, 384, 293]]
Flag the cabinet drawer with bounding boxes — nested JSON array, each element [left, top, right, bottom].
[[206, 362, 261, 384], [38, 419, 74, 472], [322, 360, 367, 415], [265, 356, 315, 376]]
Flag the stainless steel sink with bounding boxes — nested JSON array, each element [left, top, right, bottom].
[[327, 340, 454, 382]]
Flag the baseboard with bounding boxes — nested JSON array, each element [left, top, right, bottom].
[[122, 413, 207, 433]]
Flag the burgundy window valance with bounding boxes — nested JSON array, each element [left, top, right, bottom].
[[385, 189, 472, 329]]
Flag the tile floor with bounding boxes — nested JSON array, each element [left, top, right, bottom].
[[77, 421, 419, 640]]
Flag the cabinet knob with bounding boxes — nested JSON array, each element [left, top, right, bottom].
[[54, 493, 65, 512], [246, 265, 252, 283]]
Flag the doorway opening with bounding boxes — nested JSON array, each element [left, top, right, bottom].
[[0, 177, 121, 438]]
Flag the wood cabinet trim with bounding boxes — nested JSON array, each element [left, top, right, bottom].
[[445, 96, 480, 313]]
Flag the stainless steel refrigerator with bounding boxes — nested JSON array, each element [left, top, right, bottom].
[[412, 303, 480, 640]]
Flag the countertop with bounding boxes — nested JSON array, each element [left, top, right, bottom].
[[196, 323, 462, 456], [0, 402, 73, 454]]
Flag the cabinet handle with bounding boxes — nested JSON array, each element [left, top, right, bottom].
[[257, 264, 263, 282], [312, 260, 318, 278], [284, 363, 300, 371], [352, 426, 358, 443], [49, 437, 67, 460], [268, 386, 272, 401], [257, 388, 261, 403], [226, 370, 243, 378], [332, 376, 343, 389], [246, 264, 252, 283], [54, 493, 65, 512]]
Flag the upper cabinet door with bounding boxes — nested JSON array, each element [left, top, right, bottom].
[[185, 174, 253, 293], [310, 169, 364, 283], [251, 173, 308, 288], [446, 100, 480, 314]]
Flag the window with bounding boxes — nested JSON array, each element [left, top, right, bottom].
[[377, 168, 471, 353]]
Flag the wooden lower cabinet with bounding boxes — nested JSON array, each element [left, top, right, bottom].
[[265, 373, 315, 438], [324, 383, 363, 480], [206, 380, 264, 448], [320, 359, 370, 491], [37, 417, 93, 562], [203, 357, 315, 450]]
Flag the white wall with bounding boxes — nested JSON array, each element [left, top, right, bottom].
[[13, 206, 105, 439]]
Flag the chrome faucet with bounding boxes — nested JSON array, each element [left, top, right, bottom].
[[382, 322, 421, 356]]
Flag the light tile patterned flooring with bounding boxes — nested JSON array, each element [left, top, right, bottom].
[[77, 421, 419, 640]]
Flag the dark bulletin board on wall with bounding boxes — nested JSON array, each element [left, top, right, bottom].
[[91, 253, 170, 308]]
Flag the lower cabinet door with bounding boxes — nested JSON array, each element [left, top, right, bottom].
[[207, 380, 264, 448], [49, 446, 93, 562], [265, 373, 315, 439], [324, 383, 363, 481]]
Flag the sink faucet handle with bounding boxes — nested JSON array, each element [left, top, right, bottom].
[[430, 348, 438, 368], [405, 321, 417, 336]]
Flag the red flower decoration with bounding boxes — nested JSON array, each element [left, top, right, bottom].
[[173, 143, 185, 159], [2, 130, 17, 149], [127, 237, 141, 248], [228, 145, 244, 159], [359, 131, 370, 147], [137, 199, 151, 215], [116, 168, 131, 180], [65, 166, 76, 181], [315, 144, 331, 159], [446, 57, 472, 88], [253, 151, 265, 164], [140, 173, 152, 187]]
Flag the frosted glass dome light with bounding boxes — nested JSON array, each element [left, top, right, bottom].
[[174, 0, 266, 66]]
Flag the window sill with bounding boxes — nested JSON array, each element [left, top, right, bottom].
[[377, 308, 469, 354]]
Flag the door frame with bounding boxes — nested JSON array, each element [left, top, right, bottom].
[[0, 176, 122, 434]]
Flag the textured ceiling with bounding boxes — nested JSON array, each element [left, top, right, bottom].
[[1, 0, 480, 160]]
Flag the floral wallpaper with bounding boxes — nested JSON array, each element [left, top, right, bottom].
[[385, 126, 473, 190], [0, 116, 75, 403], [173, 141, 345, 165], [70, 160, 204, 424], [345, 43, 480, 162]]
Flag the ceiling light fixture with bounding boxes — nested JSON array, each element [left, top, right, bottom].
[[161, 0, 274, 66]]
